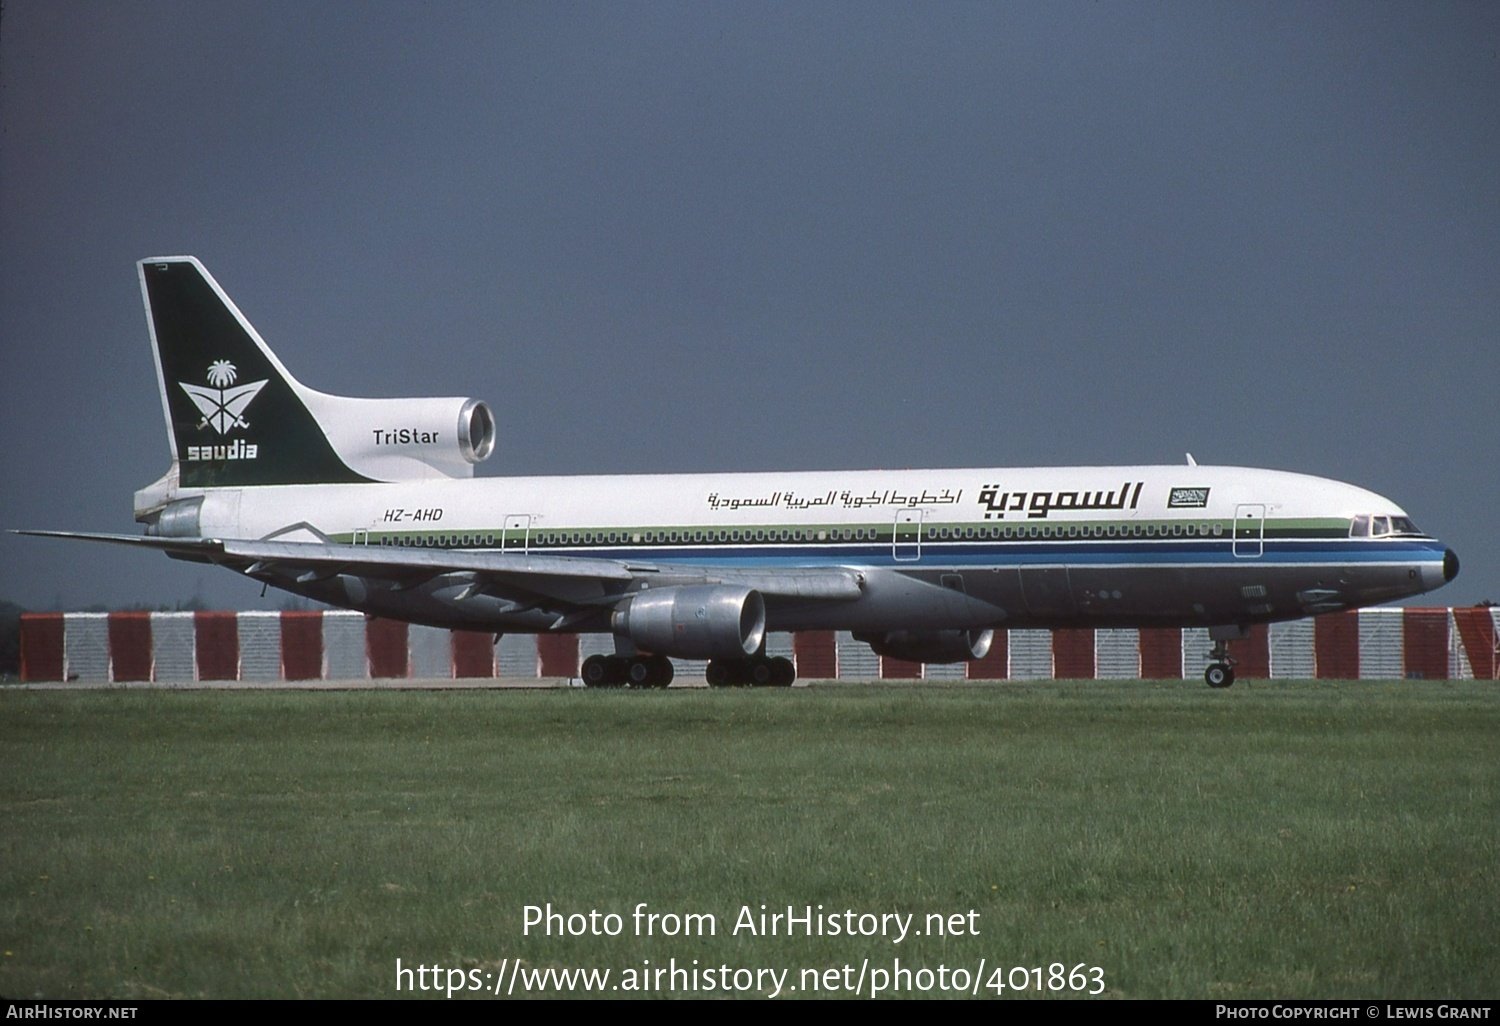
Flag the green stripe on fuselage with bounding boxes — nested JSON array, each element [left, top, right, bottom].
[[330, 517, 1356, 550]]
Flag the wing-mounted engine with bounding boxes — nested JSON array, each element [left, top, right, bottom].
[[613, 585, 767, 660], [304, 393, 496, 481], [855, 629, 994, 664]]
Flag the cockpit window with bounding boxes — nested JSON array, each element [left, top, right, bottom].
[[1388, 516, 1420, 536], [1351, 514, 1423, 538]]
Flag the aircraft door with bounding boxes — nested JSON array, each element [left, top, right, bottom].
[[502, 514, 531, 554], [893, 509, 922, 562], [1233, 504, 1265, 558]]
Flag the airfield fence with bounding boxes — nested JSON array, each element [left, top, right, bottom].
[[17, 607, 1499, 683]]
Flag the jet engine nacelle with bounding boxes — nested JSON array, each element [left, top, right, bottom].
[[855, 628, 994, 664], [308, 394, 496, 480], [614, 585, 767, 660]]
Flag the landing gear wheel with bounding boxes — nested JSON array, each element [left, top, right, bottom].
[[643, 654, 674, 688], [618, 655, 674, 688], [708, 657, 791, 687], [1204, 634, 1239, 689], [582, 654, 625, 687], [1205, 663, 1235, 688], [626, 658, 654, 687], [708, 658, 756, 686]]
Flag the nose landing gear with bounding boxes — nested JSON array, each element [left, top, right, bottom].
[[1204, 636, 1237, 688]]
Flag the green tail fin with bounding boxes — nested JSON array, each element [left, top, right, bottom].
[[140, 257, 371, 487]]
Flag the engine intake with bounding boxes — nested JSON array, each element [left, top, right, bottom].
[[855, 629, 994, 664], [614, 585, 767, 660], [456, 398, 496, 463]]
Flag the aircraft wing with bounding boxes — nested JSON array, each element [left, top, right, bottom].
[[15, 530, 863, 607]]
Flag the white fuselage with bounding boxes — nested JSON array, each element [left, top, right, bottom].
[[174, 463, 1451, 634]]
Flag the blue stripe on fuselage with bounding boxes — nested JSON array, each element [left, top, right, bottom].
[[518, 538, 1447, 570]]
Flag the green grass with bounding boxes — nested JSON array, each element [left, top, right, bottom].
[[1, 681, 1496, 999]]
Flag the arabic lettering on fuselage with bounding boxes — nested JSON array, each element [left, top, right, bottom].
[[838, 488, 963, 509], [977, 481, 1143, 520], [705, 491, 782, 511], [705, 488, 965, 512]]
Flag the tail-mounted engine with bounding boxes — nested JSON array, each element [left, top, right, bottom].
[[613, 585, 767, 660], [140, 257, 499, 487], [855, 629, 994, 664], [307, 394, 496, 481]]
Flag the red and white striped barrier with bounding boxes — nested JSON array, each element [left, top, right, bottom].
[[19, 611, 576, 683], [17, 608, 1499, 683]]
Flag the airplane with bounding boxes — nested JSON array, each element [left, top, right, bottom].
[[21, 257, 1460, 688]]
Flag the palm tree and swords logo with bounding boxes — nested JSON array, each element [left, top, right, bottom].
[[179, 360, 268, 437]]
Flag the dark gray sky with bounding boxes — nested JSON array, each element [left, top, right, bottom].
[[2, 2, 1496, 611]]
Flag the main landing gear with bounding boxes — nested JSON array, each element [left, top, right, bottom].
[[1204, 637, 1236, 689], [706, 656, 796, 687], [581, 653, 675, 688], [579, 653, 798, 688]]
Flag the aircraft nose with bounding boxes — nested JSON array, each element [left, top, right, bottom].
[[1445, 548, 1460, 583]]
